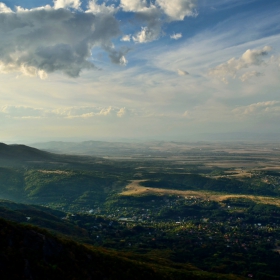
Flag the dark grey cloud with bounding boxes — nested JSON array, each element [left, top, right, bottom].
[[133, 7, 162, 43], [0, 6, 122, 77]]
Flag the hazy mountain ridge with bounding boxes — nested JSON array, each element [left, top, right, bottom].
[[30, 140, 280, 159], [30, 140, 171, 156]]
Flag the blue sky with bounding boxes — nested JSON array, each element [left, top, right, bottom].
[[0, 0, 279, 143]]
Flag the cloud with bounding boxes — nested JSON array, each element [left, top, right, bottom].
[[86, 0, 116, 14], [117, 107, 126, 117], [209, 46, 272, 82], [132, 6, 162, 43], [239, 71, 262, 82], [170, 33, 182, 40], [120, 0, 150, 12], [53, 106, 131, 119], [270, 55, 280, 68], [120, 0, 197, 20], [0, 105, 45, 119], [0, 3, 12, 13], [133, 26, 161, 43], [103, 45, 129, 65], [53, 0, 81, 10], [233, 101, 280, 116], [0, 0, 199, 79], [177, 69, 189, 76], [0, 105, 133, 119], [121, 35, 131, 42], [53, 106, 113, 118], [242, 46, 272, 64], [0, 3, 125, 78], [182, 110, 191, 118], [156, 0, 197, 21], [98, 106, 112, 116], [122, 0, 196, 43]]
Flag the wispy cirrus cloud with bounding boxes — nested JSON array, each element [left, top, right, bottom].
[[0, 105, 45, 119], [177, 69, 189, 76], [232, 101, 280, 117], [0, 105, 133, 119]]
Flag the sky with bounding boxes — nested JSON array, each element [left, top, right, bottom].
[[0, 0, 279, 143]]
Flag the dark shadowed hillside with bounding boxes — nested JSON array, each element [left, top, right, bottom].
[[0, 218, 243, 280], [0, 143, 52, 160], [0, 200, 91, 242]]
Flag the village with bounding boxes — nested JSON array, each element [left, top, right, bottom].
[[66, 194, 280, 277]]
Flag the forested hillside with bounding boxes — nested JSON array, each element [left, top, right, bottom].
[[1, 143, 280, 279], [0, 218, 243, 280]]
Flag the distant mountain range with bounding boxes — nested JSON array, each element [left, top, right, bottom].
[[30, 140, 171, 156], [30, 140, 280, 159]]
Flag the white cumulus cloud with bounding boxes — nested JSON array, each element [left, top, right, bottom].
[[156, 0, 197, 21], [209, 46, 272, 82], [53, 0, 81, 10], [87, 0, 116, 14], [0, 2, 13, 13]]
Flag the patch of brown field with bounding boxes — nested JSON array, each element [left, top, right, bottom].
[[121, 180, 280, 207], [122, 180, 208, 197], [38, 170, 71, 175], [205, 162, 262, 168]]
